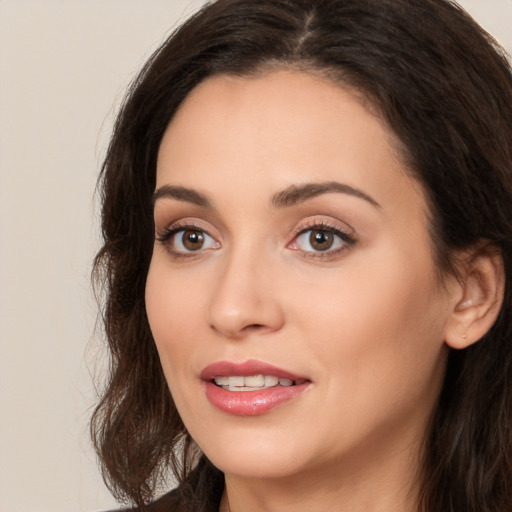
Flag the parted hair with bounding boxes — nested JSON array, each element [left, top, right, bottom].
[[91, 1, 512, 510]]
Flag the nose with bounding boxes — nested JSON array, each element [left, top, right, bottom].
[[207, 248, 285, 340]]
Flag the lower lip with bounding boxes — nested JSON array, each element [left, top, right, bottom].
[[204, 381, 310, 416]]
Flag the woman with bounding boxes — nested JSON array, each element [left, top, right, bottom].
[[91, 0, 512, 511]]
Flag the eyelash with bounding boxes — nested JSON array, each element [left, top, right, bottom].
[[290, 220, 357, 260], [155, 222, 218, 259], [155, 220, 356, 260]]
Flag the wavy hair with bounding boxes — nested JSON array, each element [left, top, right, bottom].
[[91, 1, 512, 510]]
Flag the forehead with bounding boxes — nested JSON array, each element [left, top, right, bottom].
[[163, 70, 392, 150], [156, 70, 426, 220]]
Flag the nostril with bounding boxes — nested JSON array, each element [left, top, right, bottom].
[[244, 324, 265, 331]]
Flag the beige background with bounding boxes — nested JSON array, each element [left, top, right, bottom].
[[0, 1, 510, 511]]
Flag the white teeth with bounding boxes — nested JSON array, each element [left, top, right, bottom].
[[228, 376, 245, 387], [244, 375, 265, 387], [227, 385, 266, 392], [264, 375, 279, 387], [213, 374, 295, 389]]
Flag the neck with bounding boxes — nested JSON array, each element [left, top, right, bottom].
[[220, 441, 422, 512]]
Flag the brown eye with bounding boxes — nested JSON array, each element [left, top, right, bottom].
[[156, 224, 220, 256], [162, 227, 220, 254], [309, 230, 334, 251], [181, 230, 205, 250], [290, 224, 355, 256]]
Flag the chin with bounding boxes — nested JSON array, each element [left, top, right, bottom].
[[196, 428, 313, 480], [209, 452, 307, 481]]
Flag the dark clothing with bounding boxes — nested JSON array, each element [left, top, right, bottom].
[[108, 489, 179, 512], [107, 457, 224, 512]]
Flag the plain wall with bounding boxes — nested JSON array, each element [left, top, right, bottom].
[[0, 1, 510, 511]]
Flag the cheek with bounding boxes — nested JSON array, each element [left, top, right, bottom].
[[145, 261, 209, 424], [145, 260, 203, 373], [291, 246, 449, 390]]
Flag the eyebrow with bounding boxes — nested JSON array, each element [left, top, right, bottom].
[[151, 185, 212, 208], [271, 181, 381, 209], [151, 181, 381, 210]]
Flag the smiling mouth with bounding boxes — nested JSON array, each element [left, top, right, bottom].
[[202, 361, 311, 415], [212, 374, 308, 391]]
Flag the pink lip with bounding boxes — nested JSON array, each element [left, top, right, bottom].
[[200, 359, 307, 381], [201, 360, 311, 416]]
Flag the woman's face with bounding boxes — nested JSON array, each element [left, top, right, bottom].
[[146, 71, 458, 482]]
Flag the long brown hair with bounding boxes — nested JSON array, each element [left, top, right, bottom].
[[91, 1, 512, 510]]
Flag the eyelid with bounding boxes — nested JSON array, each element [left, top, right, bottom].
[[291, 216, 355, 239], [155, 217, 220, 239], [287, 217, 357, 258], [155, 218, 221, 257]]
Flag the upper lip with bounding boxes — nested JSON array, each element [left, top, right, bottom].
[[200, 359, 309, 382]]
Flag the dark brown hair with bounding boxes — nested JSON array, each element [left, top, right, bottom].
[[91, 1, 512, 510]]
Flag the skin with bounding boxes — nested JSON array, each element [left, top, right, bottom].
[[146, 70, 465, 512]]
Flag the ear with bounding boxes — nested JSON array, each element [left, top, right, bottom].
[[445, 244, 505, 350]]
